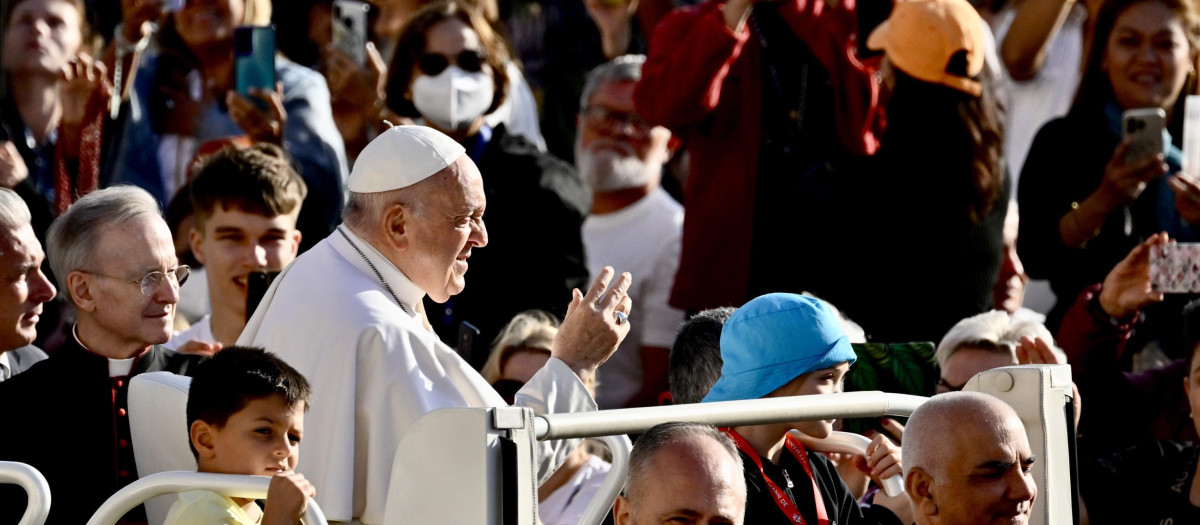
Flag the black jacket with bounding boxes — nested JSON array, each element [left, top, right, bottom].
[[741, 447, 904, 525], [0, 336, 202, 524]]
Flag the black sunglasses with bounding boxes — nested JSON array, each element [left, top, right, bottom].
[[417, 50, 486, 76]]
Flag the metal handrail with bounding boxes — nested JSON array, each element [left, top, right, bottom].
[[85, 471, 327, 525], [535, 391, 927, 440], [576, 434, 632, 525], [0, 461, 50, 525]]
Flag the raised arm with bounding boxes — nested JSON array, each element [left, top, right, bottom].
[[1000, 0, 1078, 81], [633, 2, 751, 131]]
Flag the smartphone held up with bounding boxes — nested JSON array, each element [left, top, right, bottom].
[[234, 25, 277, 107], [333, 0, 370, 67], [1123, 108, 1166, 164], [1150, 243, 1200, 294]]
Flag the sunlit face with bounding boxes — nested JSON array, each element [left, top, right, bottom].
[[190, 207, 300, 321], [0, 224, 56, 351], [1104, 1, 1196, 112], [196, 394, 304, 476], [75, 217, 181, 350], [1, 0, 82, 75], [500, 348, 550, 385], [174, 0, 244, 51], [765, 362, 851, 439], [937, 346, 1018, 393], [929, 412, 1037, 525], [575, 80, 673, 192], [401, 156, 488, 303], [993, 208, 1027, 314], [614, 438, 746, 525]]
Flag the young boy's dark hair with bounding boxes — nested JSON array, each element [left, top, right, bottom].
[[189, 143, 308, 229], [186, 346, 312, 458]]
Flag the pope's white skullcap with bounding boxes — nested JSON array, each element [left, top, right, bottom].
[[348, 125, 467, 193]]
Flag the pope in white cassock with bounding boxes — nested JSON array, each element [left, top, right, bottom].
[[238, 125, 633, 524]]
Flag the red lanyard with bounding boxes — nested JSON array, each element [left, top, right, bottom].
[[725, 428, 830, 525]]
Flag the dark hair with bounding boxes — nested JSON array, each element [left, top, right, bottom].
[[883, 68, 1005, 223], [189, 143, 308, 229], [668, 307, 735, 404], [384, 0, 509, 119], [1073, 0, 1200, 135], [186, 346, 312, 457]]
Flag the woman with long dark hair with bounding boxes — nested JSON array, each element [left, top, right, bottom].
[[837, 0, 1008, 344], [1018, 0, 1200, 345]]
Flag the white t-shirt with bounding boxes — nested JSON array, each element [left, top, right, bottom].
[[584, 189, 686, 408], [993, 3, 1086, 187], [165, 315, 215, 350]]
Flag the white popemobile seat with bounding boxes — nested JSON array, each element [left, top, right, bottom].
[[110, 372, 326, 525]]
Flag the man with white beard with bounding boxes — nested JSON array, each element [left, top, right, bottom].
[[577, 55, 686, 408]]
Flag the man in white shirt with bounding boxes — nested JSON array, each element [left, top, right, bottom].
[[0, 188, 55, 381], [165, 144, 304, 352], [577, 55, 686, 408], [240, 125, 633, 524]]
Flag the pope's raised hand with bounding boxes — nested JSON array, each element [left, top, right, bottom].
[[551, 266, 633, 383]]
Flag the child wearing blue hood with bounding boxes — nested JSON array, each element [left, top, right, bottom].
[[703, 293, 909, 524]]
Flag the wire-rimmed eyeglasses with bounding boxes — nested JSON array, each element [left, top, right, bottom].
[[80, 265, 190, 297]]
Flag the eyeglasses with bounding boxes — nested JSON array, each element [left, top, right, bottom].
[[81, 265, 190, 297], [417, 50, 486, 76], [581, 105, 651, 137]]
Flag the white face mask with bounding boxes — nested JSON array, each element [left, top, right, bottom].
[[411, 66, 495, 132]]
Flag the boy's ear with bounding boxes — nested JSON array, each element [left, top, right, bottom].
[[189, 228, 207, 265], [190, 420, 218, 460]]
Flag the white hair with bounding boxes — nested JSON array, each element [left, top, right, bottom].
[[936, 310, 1061, 369], [46, 186, 161, 300], [0, 188, 31, 232]]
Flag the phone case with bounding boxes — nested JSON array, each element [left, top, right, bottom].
[[333, 0, 369, 67], [1149, 243, 1200, 293], [1123, 108, 1167, 164], [234, 26, 276, 104]]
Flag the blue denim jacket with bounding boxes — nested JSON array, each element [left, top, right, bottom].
[[102, 52, 348, 243]]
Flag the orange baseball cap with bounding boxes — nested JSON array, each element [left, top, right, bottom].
[[867, 0, 986, 96]]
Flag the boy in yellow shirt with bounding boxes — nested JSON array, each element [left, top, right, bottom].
[[165, 347, 315, 525]]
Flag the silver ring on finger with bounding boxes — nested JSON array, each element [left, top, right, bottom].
[[614, 311, 628, 325]]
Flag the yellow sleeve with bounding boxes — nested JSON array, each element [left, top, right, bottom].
[[162, 490, 257, 525]]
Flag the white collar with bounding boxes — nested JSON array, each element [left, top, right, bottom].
[[331, 225, 427, 314]]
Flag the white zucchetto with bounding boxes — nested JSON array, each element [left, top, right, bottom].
[[348, 125, 467, 193]]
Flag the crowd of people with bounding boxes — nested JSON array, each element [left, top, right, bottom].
[[1, 0, 1200, 522]]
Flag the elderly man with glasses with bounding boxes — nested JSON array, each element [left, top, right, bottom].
[[0, 186, 203, 525]]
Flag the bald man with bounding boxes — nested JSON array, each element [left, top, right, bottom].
[[903, 392, 1038, 525], [614, 422, 747, 525]]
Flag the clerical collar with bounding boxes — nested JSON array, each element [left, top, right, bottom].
[[334, 226, 426, 315], [71, 324, 142, 377]]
